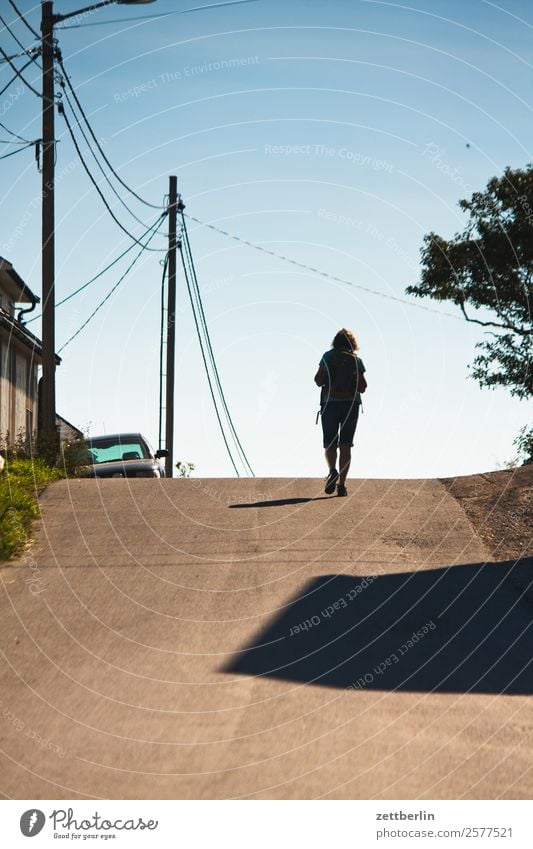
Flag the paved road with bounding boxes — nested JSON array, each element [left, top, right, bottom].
[[0, 476, 531, 799]]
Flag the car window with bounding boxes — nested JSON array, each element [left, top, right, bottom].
[[88, 439, 149, 464]]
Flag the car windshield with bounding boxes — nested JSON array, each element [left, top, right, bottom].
[[87, 437, 149, 464]]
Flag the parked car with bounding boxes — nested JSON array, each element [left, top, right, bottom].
[[82, 433, 168, 478]]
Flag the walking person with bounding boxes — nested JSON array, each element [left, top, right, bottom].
[[314, 328, 367, 496]]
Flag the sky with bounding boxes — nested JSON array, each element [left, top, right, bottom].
[[1, 0, 532, 479]]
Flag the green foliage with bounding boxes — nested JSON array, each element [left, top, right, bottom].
[[0, 458, 62, 560], [176, 461, 195, 478], [407, 164, 532, 400], [59, 436, 91, 478], [513, 425, 533, 466]]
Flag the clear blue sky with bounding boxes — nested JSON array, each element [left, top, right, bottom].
[[1, 0, 531, 478]]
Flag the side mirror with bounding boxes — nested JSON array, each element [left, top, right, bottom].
[[155, 449, 168, 459]]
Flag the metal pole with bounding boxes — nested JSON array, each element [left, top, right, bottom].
[[40, 1, 57, 461], [164, 175, 177, 478]]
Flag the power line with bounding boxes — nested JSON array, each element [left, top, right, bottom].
[[55, 50, 165, 211], [57, 79, 154, 230], [0, 120, 32, 143], [7, 0, 40, 41], [26, 213, 166, 325], [178, 241, 242, 477], [0, 47, 40, 63], [181, 210, 255, 476], [59, 215, 166, 352], [0, 138, 34, 144], [0, 140, 35, 160], [58, 98, 166, 252], [56, 0, 260, 29], [0, 10, 40, 65], [0, 45, 42, 98], [185, 213, 463, 321], [0, 55, 39, 98]]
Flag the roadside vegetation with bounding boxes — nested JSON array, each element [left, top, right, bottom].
[[0, 435, 88, 561], [0, 456, 62, 561]]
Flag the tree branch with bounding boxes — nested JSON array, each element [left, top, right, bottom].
[[459, 302, 530, 335]]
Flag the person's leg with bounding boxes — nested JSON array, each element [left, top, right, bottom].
[[325, 444, 337, 472], [321, 402, 340, 493], [321, 403, 340, 471], [338, 443, 352, 486], [337, 400, 360, 490]]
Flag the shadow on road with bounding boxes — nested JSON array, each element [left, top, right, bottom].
[[229, 496, 334, 508], [223, 558, 533, 694]]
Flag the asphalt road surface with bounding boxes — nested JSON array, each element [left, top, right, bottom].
[[0, 475, 531, 799]]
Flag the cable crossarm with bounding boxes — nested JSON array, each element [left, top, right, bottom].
[[178, 241, 241, 477], [185, 214, 462, 321], [55, 50, 165, 211], [180, 210, 255, 476], [58, 98, 166, 252], [59, 213, 166, 352]]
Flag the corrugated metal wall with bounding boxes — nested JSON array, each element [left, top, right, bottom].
[[0, 335, 38, 443]]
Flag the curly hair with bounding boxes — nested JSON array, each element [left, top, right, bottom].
[[332, 328, 359, 352]]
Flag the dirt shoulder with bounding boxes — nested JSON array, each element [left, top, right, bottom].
[[440, 464, 532, 561]]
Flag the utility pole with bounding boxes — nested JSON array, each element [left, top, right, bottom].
[[164, 175, 177, 478], [38, 1, 158, 462], [40, 0, 57, 461]]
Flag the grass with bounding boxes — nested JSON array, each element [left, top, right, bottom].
[[0, 457, 63, 561]]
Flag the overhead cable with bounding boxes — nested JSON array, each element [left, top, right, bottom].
[[0, 55, 40, 98], [56, 0, 260, 29], [7, 0, 40, 41], [0, 10, 41, 66], [186, 213, 462, 321], [178, 241, 242, 477], [0, 47, 40, 63], [57, 77, 154, 229], [26, 213, 166, 325], [55, 50, 165, 211], [0, 120, 32, 143], [181, 210, 255, 476], [0, 45, 42, 98], [59, 99, 166, 252], [0, 140, 35, 160], [59, 215, 166, 352]]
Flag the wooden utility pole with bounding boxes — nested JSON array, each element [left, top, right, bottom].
[[40, 0, 57, 461], [164, 175, 177, 478]]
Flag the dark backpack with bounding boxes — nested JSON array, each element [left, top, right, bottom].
[[322, 350, 366, 400]]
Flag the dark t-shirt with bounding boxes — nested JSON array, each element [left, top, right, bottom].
[[318, 349, 366, 403]]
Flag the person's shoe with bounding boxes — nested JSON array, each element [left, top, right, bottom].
[[337, 483, 348, 497], [324, 469, 339, 494]]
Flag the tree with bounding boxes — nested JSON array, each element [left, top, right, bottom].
[[406, 165, 532, 401]]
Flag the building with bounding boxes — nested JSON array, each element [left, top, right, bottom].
[[0, 256, 60, 447]]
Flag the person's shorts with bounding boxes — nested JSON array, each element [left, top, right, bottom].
[[321, 398, 361, 448]]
